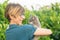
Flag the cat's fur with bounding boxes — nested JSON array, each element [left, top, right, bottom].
[[28, 15, 41, 40]]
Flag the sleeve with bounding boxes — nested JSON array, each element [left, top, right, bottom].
[[24, 24, 37, 39]]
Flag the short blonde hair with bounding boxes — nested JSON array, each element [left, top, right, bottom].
[[5, 3, 25, 21]]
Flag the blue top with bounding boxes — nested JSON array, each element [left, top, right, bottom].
[[6, 24, 37, 40]]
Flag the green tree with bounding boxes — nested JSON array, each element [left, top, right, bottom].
[[0, 0, 9, 40]]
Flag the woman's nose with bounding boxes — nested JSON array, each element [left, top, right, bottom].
[[21, 15, 25, 19]]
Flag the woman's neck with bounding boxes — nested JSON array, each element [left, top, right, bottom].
[[10, 20, 22, 25], [10, 20, 17, 25]]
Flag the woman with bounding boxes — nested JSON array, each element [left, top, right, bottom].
[[5, 3, 52, 40]]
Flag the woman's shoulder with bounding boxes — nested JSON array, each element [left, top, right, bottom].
[[23, 24, 34, 28], [22, 24, 37, 30]]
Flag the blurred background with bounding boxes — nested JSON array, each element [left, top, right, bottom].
[[0, 0, 60, 10], [0, 0, 60, 40]]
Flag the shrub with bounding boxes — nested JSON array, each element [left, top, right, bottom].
[[0, 0, 9, 40]]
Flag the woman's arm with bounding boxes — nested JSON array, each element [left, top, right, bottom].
[[34, 28, 52, 36], [28, 15, 52, 36]]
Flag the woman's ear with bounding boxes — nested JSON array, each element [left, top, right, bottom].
[[9, 15, 16, 20]]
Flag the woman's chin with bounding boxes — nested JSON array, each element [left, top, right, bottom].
[[19, 23, 22, 25]]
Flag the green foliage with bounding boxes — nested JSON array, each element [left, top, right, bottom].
[[37, 3, 60, 40], [0, 0, 9, 40], [22, 8, 31, 24]]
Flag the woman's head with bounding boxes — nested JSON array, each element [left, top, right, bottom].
[[5, 3, 25, 25]]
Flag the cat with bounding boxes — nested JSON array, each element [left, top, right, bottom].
[[28, 15, 41, 28], [28, 15, 41, 40]]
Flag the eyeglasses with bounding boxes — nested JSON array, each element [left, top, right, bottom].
[[20, 13, 25, 19], [21, 15, 25, 19]]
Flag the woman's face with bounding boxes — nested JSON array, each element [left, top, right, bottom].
[[15, 15, 25, 25]]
